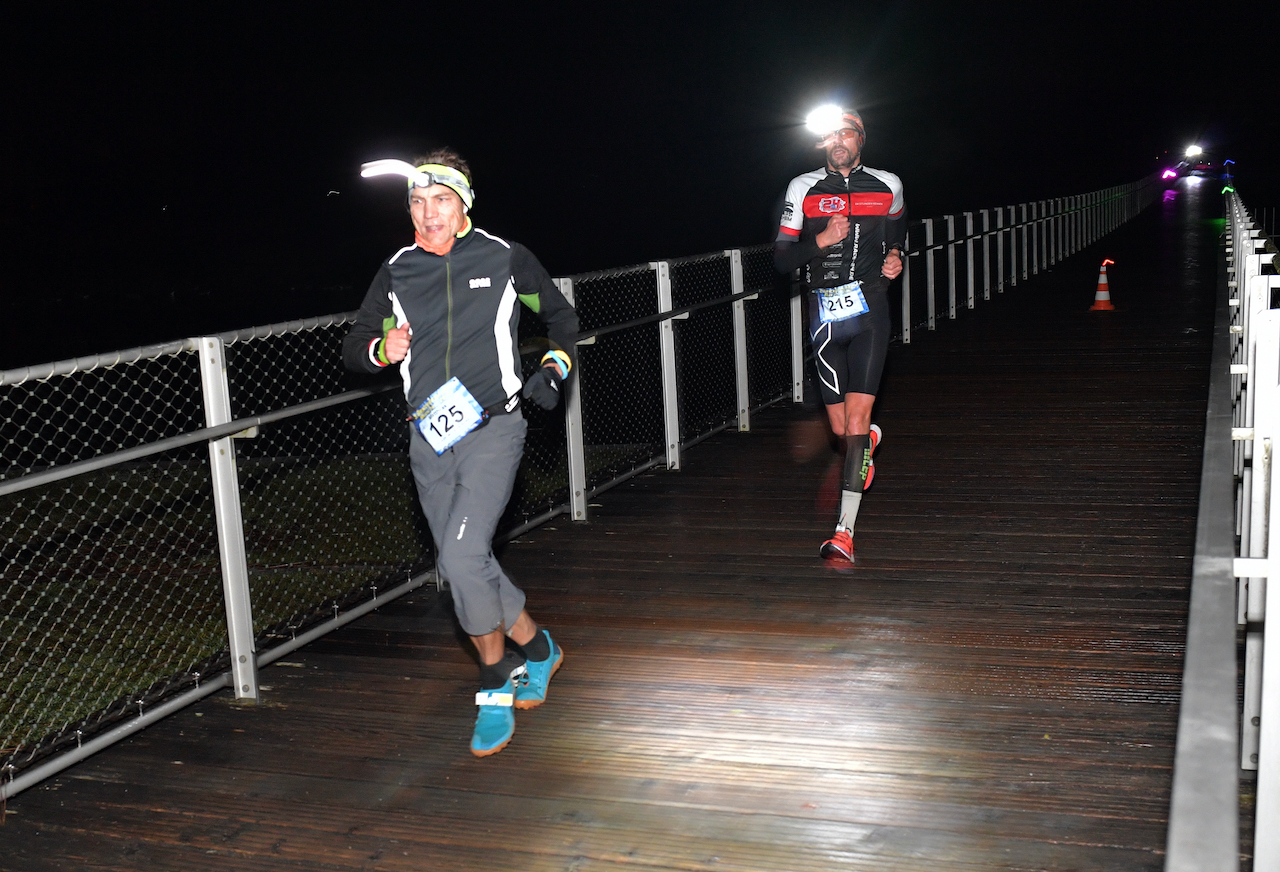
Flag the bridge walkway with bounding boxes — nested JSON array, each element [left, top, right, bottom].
[[3, 184, 1229, 871]]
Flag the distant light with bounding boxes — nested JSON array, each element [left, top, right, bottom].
[[1225, 159, 1236, 166], [1162, 169, 1177, 179], [1185, 145, 1203, 157], [805, 104, 845, 135], [1223, 185, 1236, 194]]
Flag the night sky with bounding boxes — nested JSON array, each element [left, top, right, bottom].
[[2, 2, 1274, 370]]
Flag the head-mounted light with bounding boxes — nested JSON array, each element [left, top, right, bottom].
[[805, 104, 846, 136], [360, 159, 475, 210], [805, 104, 866, 152]]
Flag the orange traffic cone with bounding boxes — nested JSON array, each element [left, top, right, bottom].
[[1090, 259, 1115, 310]]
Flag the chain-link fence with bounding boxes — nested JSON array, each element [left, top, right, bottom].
[[671, 253, 738, 446], [1, 175, 1159, 798], [572, 264, 668, 492], [0, 316, 428, 792]]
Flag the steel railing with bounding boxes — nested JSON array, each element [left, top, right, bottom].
[[1, 175, 1156, 803], [1173, 189, 1280, 870]]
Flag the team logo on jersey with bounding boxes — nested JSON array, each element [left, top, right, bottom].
[[818, 196, 848, 214], [469, 277, 492, 289], [850, 194, 893, 213], [781, 202, 794, 221]]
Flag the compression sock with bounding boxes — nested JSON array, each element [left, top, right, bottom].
[[838, 434, 872, 531], [516, 626, 550, 661]]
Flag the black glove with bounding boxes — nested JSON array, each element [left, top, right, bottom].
[[522, 367, 562, 410]]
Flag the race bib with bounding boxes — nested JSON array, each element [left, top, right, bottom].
[[411, 377, 488, 454], [817, 281, 869, 324]]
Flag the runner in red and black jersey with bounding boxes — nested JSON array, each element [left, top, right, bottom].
[[774, 108, 905, 564]]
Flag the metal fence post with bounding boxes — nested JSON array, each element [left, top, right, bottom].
[[902, 243, 913, 345], [1044, 199, 1052, 270], [197, 336, 259, 703], [980, 209, 991, 301], [726, 249, 752, 431], [557, 278, 589, 522], [996, 208, 1006, 292], [1020, 204, 1029, 281], [1257, 556, 1280, 868], [925, 218, 937, 329], [1067, 195, 1074, 255], [653, 261, 681, 470], [964, 211, 976, 309], [791, 279, 804, 402], [1031, 201, 1040, 275], [946, 214, 957, 319], [1053, 198, 1059, 265], [1065, 195, 1072, 256], [1039, 201, 1049, 271], [1067, 195, 1074, 256]]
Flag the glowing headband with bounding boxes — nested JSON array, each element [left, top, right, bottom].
[[360, 159, 475, 210]]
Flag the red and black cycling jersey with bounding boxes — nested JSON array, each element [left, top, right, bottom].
[[773, 164, 906, 289]]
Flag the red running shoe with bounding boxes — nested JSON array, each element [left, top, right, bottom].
[[864, 424, 883, 491], [820, 528, 854, 562]]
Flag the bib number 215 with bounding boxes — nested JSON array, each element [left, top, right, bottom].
[[818, 281, 869, 324]]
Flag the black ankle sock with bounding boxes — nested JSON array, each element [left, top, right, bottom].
[[518, 628, 550, 661], [479, 661, 513, 690]]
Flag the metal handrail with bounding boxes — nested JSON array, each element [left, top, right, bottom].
[[0, 383, 398, 498], [1163, 201, 1241, 872]]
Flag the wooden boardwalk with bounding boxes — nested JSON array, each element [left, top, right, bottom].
[[2, 192, 1226, 871]]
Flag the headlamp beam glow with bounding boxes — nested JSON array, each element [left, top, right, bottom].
[[805, 104, 846, 136], [361, 159, 437, 187], [1185, 145, 1203, 158], [360, 159, 474, 210]]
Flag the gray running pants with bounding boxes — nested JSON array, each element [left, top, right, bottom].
[[407, 411, 527, 636]]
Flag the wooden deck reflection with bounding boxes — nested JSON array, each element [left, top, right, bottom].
[[3, 201, 1224, 871]]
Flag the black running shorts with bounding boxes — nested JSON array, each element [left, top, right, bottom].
[[808, 279, 890, 405]]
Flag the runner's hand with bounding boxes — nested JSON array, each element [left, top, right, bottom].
[[881, 251, 903, 280], [383, 323, 411, 363], [816, 215, 849, 249], [522, 368, 562, 410]]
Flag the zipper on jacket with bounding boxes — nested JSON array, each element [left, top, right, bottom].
[[445, 253, 453, 378]]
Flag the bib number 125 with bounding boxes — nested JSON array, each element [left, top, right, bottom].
[[412, 377, 488, 454]]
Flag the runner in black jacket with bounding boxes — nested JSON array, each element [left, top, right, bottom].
[[343, 148, 576, 757], [774, 109, 905, 565]]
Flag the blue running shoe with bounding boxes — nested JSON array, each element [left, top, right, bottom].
[[514, 630, 563, 710], [471, 678, 515, 757]]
